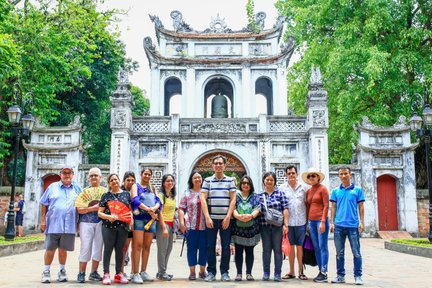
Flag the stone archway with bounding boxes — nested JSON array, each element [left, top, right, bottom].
[[193, 151, 247, 183]]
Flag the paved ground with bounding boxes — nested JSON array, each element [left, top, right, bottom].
[[0, 238, 431, 287]]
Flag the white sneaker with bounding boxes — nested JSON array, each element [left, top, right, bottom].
[[140, 271, 154, 282], [131, 273, 144, 284], [41, 270, 51, 283], [355, 276, 364, 285], [57, 269, 68, 282]]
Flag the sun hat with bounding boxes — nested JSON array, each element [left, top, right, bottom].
[[301, 167, 325, 184]]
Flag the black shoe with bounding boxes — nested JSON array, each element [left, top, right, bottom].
[[77, 272, 85, 283], [313, 272, 328, 283]]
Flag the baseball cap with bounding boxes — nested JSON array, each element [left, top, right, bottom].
[[60, 166, 74, 174]]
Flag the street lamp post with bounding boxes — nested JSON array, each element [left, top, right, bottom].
[[410, 86, 432, 243], [4, 85, 34, 241]]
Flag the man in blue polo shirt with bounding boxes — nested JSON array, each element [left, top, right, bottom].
[[330, 166, 365, 285], [200, 155, 236, 282]]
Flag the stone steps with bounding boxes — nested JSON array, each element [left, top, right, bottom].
[[377, 230, 413, 240]]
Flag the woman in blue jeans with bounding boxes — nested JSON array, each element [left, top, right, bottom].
[[258, 172, 289, 282], [302, 168, 330, 283]]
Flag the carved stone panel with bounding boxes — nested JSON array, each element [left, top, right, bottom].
[[39, 154, 66, 165], [195, 44, 242, 56], [249, 43, 271, 56], [139, 143, 168, 158], [373, 156, 403, 167], [191, 123, 246, 133], [312, 110, 326, 126], [272, 143, 297, 157]]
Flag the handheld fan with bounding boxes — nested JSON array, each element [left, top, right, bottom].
[[75, 187, 105, 208], [107, 200, 132, 224]]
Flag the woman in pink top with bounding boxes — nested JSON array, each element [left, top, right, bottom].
[[303, 167, 329, 283], [178, 171, 207, 280]]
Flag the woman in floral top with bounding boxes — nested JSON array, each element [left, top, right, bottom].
[[232, 175, 260, 281], [178, 171, 207, 280], [98, 173, 132, 285]]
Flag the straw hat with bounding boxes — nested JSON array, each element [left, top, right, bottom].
[[301, 167, 325, 184]]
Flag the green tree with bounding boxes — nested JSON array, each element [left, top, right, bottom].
[[131, 85, 150, 117], [0, 0, 134, 176], [276, 0, 432, 163]]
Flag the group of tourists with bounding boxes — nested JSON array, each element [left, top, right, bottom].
[[39, 155, 365, 285]]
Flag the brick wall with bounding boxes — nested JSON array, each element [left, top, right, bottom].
[[417, 189, 430, 237]]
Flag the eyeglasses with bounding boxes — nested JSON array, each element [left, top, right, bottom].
[[213, 162, 224, 166], [241, 182, 250, 185], [307, 174, 318, 179], [89, 174, 99, 177]]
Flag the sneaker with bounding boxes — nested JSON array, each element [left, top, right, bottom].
[[262, 272, 270, 281], [354, 276, 364, 285], [41, 270, 51, 283], [131, 273, 143, 284], [140, 271, 154, 282], [204, 272, 216, 282], [58, 269, 68, 282], [274, 274, 282, 282], [198, 272, 207, 279], [102, 273, 111, 285], [123, 272, 131, 281], [114, 272, 128, 284], [89, 271, 103, 281], [313, 272, 328, 283], [331, 275, 345, 283], [221, 273, 230, 282], [77, 272, 85, 283], [156, 272, 172, 281]]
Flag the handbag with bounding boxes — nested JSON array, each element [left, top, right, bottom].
[[282, 235, 291, 257], [262, 193, 283, 226], [303, 234, 317, 266]]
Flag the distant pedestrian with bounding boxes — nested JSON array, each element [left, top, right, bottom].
[[40, 166, 81, 283], [156, 174, 177, 280], [258, 171, 289, 282], [279, 165, 308, 280], [179, 171, 207, 280], [98, 173, 132, 285], [14, 192, 25, 237], [201, 155, 236, 282], [330, 166, 365, 285], [303, 167, 330, 283], [232, 175, 260, 281], [76, 167, 105, 283]]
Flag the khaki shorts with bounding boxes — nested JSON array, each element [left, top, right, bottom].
[[45, 233, 75, 251]]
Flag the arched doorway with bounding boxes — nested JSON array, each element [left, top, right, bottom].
[[43, 174, 61, 193], [192, 151, 247, 184], [377, 174, 398, 230], [204, 77, 234, 118]]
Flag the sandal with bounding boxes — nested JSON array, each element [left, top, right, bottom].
[[299, 274, 308, 280], [246, 274, 255, 281], [282, 274, 295, 279], [235, 274, 242, 281], [198, 272, 207, 279], [189, 273, 196, 280]]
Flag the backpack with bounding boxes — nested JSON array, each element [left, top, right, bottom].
[[302, 234, 317, 267], [236, 193, 254, 228]]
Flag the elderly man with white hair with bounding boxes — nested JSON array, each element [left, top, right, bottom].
[[76, 167, 106, 283]]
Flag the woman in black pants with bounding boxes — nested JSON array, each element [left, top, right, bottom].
[[98, 173, 133, 285], [231, 175, 261, 281]]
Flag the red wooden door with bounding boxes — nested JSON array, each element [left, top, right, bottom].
[[43, 174, 61, 193], [377, 175, 398, 230]]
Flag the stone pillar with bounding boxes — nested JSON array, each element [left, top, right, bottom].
[[186, 68, 196, 117], [306, 67, 329, 188], [150, 68, 160, 116], [242, 65, 252, 117], [110, 69, 133, 178], [275, 66, 288, 115]]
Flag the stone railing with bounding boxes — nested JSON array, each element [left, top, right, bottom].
[[131, 115, 307, 134]]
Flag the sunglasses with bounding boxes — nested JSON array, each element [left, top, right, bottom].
[[241, 182, 250, 185], [307, 174, 318, 179]]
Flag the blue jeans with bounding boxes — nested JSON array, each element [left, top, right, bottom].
[[334, 225, 362, 277], [206, 219, 232, 275], [260, 225, 283, 275], [308, 219, 329, 273], [186, 230, 207, 267]]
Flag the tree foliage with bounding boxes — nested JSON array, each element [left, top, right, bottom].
[[131, 85, 150, 117], [0, 0, 135, 176], [276, 0, 432, 163]]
